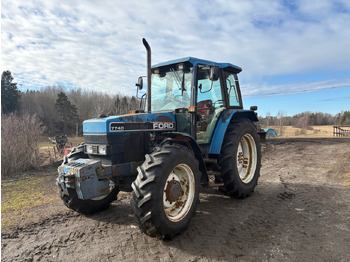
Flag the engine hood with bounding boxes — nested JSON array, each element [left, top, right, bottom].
[[83, 112, 176, 134]]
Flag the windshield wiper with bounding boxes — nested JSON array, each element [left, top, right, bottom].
[[170, 68, 183, 90]]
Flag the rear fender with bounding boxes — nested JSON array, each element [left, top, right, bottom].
[[209, 110, 258, 154], [162, 132, 209, 184]]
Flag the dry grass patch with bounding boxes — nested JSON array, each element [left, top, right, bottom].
[[344, 172, 350, 188], [267, 125, 334, 138], [1, 170, 58, 229]]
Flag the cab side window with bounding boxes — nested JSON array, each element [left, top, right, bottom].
[[196, 66, 224, 143], [197, 67, 223, 109], [225, 72, 240, 107]]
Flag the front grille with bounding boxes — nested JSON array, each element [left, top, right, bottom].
[[84, 133, 149, 165], [92, 145, 98, 154]]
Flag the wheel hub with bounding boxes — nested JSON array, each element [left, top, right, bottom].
[[163, 164, 196, 222], [165, 178, 182, 204], [236, 134, 257, 184], [237, 152, 244, 164]]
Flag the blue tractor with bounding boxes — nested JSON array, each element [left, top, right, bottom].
[[57, 39, 265, 239]]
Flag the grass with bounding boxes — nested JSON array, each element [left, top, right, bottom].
[[265, 125, 335, 138], [1, 171, 58, 228], [344, 173, 350, 188], [1, 135, 84, 229]]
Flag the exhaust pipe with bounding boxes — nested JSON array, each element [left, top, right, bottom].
[[142, 38, 151, 113]]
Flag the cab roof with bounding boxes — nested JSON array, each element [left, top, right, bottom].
[[152, 57, 242, 74]]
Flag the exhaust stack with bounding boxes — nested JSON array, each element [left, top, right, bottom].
[[142, 38, 151, 113]]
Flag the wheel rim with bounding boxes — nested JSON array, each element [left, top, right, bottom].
[[90, 182, 115, 201], [163, 163, 195, 222], [236, 133, 257, 184]]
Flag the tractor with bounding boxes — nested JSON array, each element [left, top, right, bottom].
[[57, 39, 265, 239]]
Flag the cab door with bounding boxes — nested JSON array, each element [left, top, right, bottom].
[[196, 66, 225, 144]]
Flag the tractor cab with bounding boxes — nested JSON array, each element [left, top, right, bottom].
[[138, 57, 244, 145]]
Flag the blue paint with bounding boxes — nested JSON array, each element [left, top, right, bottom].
[[83, 112, 176, 134], [153, 57, 242, 73], [209, 110, 258, 154], [64, 158, 90, 173], [209, 110, 237, 154]]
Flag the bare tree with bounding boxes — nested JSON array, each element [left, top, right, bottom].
[[1, 113, 45, 177]]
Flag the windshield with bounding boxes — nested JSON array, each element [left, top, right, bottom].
[[150, 66, 193, 112]]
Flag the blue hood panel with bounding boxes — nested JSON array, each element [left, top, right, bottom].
[[83, 112, 176, 134]]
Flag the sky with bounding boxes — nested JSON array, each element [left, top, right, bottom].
[[1, 0, 350, 116]]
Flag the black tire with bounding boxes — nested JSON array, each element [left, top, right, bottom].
[[216, 119, 261, 198], [57, 144, 119, 214], [131, 143, 200, 239]]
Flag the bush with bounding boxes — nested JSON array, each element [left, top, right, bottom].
[[300, 129, 307, 135], [1, 113, 45, 178]]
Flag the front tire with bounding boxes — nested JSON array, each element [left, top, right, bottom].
[[216, 119, 261, 198], [131, 143, 200, 239], [57, 144, 119, 214]]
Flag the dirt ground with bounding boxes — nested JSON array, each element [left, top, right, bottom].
[[2, 138, 350, 262]]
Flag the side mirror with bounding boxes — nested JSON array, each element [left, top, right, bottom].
[[250, 106, 258, 111], [136, 76, 143, 90], [209, 66, 220, 81]]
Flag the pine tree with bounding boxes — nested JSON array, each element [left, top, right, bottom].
[[55, 92, 78, 134], [129, 96, 138, 111], [341, 111, 350, 125], [114, 95, 121, 115], [1, 70, 21, 114], [120, 96, 129, 114]]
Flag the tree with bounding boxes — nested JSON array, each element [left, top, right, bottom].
[[120, 96, 129, 114], [341, 111, 350, 125], [277, 111, 286, 136], [1, 70, 21, 114], [55, 92, 78, 134], [114, 95, 121, 115], [265, 112, 271, 127], [129, 96, 138, 111]]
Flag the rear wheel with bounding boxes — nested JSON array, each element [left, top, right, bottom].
[[216, 119, 261, 198], [57, 145, 119, 214], [131, 143, 200, 239]]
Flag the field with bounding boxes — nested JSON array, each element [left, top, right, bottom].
[[2, 138, 350, 261], [266, 125, 335, 138]]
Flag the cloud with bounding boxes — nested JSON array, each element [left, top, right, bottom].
[[243, 80, 350, 97], [1, 0, 350, 97], [318, 95, 350, 102]]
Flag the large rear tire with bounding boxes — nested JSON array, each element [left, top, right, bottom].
[[57, 144, 119, 214], [216, 119, 261, 198], [131, 143, 200, 239]]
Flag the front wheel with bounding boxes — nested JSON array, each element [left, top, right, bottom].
[[216, 119, 261, 198], [57, 145, 119, 214], [131, 143, 200, 239]]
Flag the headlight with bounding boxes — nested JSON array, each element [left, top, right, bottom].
[[85, 144, 93, 154], [84, 144, 108, 155], [99, 145, 107, 155]]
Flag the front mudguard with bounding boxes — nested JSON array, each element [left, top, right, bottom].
[[57, 159, 114, 200]]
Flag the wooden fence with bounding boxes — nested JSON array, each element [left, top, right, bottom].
[[333, 125, 350, 137]]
